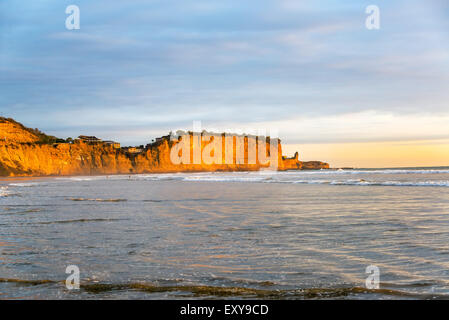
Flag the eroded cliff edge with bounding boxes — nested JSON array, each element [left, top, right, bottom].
[[0, 117, 329, 177]]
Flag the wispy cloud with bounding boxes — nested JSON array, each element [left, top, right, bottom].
[[1, 0, 448, 150]]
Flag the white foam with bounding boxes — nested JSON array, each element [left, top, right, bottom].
[[292, 180, 331, 185], [289, 179, 449, 187], [379, 180, 449, 187], [183, 176, 267, 182], [41, 169, 449, 188], [137, 171, 449, 187], [9, 182, 42, 187], [290, 169, 449, 175], [0, 186, 11, 197], [59, 176, 107, 181], [138, 174, 184, 181]]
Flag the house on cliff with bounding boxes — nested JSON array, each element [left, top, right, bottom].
[[103, 140, 121, 149], [122, 147, 144, 154], [77, 135, 102, 144]]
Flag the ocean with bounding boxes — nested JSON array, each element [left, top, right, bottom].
[[1, 167, 449, 299]]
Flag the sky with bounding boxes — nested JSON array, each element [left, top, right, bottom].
[[1, 0, 449, 167]]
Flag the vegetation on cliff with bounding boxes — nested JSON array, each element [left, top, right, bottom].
[[0, 117, 60, 144]]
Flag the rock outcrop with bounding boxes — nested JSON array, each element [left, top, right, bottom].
[[0, 117, 329, 177], [302, 161, 330, 170]]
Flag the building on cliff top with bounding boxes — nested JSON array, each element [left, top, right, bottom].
[[103, 140, 121, 149], [122, 147, 144, 154], [78, 135, 101, 143], [77, 135, 102, 144]]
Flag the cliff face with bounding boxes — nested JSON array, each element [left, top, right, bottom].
[[0, 142, 131, 176], [0, 118, 329, 177]]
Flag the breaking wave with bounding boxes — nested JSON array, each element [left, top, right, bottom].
[[183, 176, 269, 182], [8, 182, 43, 187], [8, 167, 449, 188], [0, 186, 10, 197], [0, 186, 20, 197], [290, 179, 449, 187], [138, 174, 449, 187], [290, 168, 449, 175]]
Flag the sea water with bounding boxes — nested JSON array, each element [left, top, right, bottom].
[[1, 167, 449, 299]]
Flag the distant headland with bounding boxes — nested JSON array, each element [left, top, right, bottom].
[[0, 117, 329, 177]]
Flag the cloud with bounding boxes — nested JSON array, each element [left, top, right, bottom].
[[1, 0, 448, 148]]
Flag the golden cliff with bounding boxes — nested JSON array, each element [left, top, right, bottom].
[[0, 117, 329, 177]]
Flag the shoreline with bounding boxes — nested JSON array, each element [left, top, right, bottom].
[[3, 165, 449, 183], [0, 168, 334, 183], [2, 166, 449, 185]]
